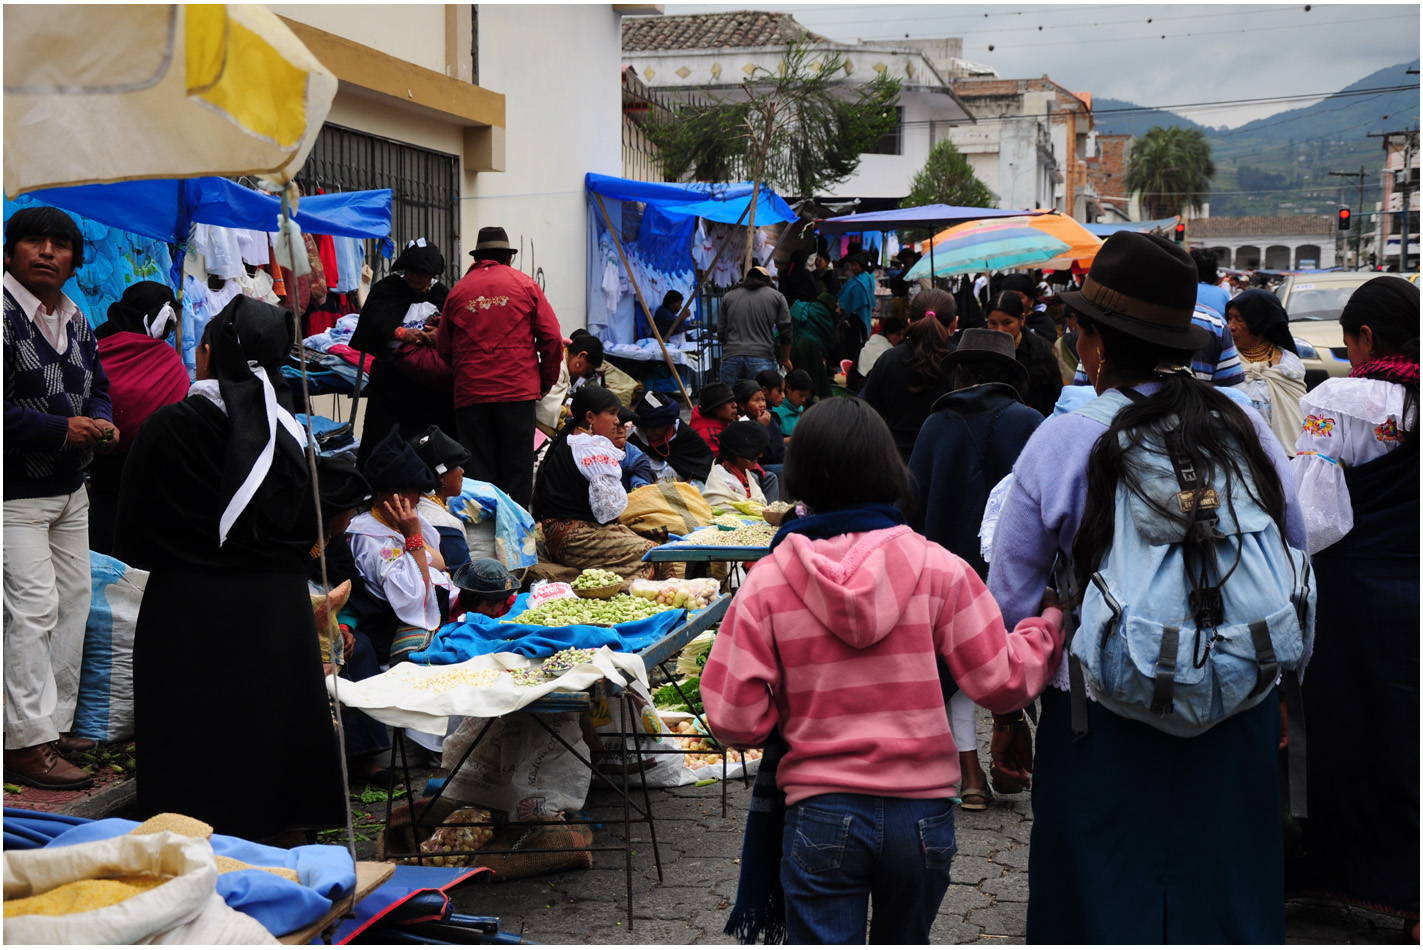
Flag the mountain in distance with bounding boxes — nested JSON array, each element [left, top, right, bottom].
[[1091, 60, 1420, 217]]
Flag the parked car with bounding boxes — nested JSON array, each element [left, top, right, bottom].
[[1272, 273, 1377, 389]]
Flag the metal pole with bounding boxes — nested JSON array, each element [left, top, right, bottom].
[[592, 194, 696, 411], [1358, 165, 1365, 269]]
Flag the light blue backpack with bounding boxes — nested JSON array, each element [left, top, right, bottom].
[[1066, 390, 1316, 748]]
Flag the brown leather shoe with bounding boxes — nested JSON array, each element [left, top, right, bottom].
[[55, 733, 97, 755], [4, 743, 94, 790]]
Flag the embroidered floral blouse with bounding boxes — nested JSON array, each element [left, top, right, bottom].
[[1292, 376, 1413, 554]]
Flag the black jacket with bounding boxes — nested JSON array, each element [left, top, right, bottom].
[[1015, 330, 1064, 417], [907, 383, 1043, 578]]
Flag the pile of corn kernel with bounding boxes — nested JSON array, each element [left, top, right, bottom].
[[404, 667, 504, 690], [4, 875, 169, 918], [672, 522, 776, 548]]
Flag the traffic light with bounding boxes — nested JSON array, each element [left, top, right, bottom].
[[1338, 207, 1351, 232], [1174, 221, 1186, 244]]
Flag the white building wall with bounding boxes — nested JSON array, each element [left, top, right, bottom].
[[274, 3, 624, 334], [270, 4, 448, 74], [473, 5, 623, 332]]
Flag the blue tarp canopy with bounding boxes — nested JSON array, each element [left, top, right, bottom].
[[816, 204, 1048, 235], [1083, 217, 1179, 237], [585, 173, 796, 226], [25, 177, 393, 246]]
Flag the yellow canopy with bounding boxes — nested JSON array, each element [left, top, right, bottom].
[[3, 4, 337, 197], [928, 212, 1102, 271]]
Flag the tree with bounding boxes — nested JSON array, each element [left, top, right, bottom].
[[1124, 126, 1216, 220], [646, 40, 901, 274], [900, 140, 995, 238]]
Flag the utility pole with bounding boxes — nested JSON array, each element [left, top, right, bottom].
[[1328, 166, 1366, 268], [1369, 128, 1419, 272]]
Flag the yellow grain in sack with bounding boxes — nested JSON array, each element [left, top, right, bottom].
[[3, 874, 168, 917], [619, 481, 713, 541]]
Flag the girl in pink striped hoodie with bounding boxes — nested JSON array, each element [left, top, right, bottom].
[[702, 398, 1063, 945]]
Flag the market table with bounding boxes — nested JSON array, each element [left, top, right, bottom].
[[277, 861, 393, 945], [366, 594, 733, 930]]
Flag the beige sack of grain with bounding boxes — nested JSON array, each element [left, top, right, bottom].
[[3, 832, 277, 944]]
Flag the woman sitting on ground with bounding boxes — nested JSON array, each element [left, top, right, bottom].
[[732, 377, 783, 502], [689, 381, 738, 454], [984, 290, 1062, 417], [347, 426, 453, 664], [531, 385, 675, 580], [862, 289, 959, 462], [409, 425, 473, 570], [1227, 289, 1306, 455], [625, 390, 714, 484], [613, 407, 655, 491], [772, 368, 814, 439], [700, 421, 770, 509]]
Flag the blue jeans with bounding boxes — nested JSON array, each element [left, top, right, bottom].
[[780, 793, 957, 944], [720, 355, 777, 387]]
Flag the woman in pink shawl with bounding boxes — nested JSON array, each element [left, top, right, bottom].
[[89, 281, 191, 555]]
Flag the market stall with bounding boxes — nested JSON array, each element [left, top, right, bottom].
[[327, 575, 748, 928], [585, 174, 798, 401]]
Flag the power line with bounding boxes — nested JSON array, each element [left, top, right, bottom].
[[948, 12, 1416, 50], [890, 83, 1419, 130]]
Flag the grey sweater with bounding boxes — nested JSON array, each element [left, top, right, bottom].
[[718, 285, 791, 360]]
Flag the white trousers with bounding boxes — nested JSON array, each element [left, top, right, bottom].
[[948, 690, 979, 757], [3, 489, 91, 749]]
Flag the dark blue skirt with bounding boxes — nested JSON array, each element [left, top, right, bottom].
[[1027, 687, 1284, 944]]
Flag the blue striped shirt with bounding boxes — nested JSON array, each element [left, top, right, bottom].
[[1072, 306, 1245, 388]]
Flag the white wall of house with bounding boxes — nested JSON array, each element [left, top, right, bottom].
[[273, 4, 625, 333], [270, 4, 449, 74], [472, 4, 624, 331]]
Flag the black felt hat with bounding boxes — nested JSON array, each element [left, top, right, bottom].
[[944, 328, 1030, 393], [633, 390, 679, 426], [698, 382, 735, 413], [363, 425, 436, 493], [408, 425, 470, 477], [1058, 231, 1208, 350], [470, 226, 515, 255], [315, 456, 372, 517], [719, 420, 769, 461]]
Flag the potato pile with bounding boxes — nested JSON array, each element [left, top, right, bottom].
[[666, 719, 763, 771], [417, 807, 495, 866], [629, 577, 720, 610]]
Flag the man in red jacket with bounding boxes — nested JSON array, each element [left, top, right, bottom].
[[437, 227, 563, 509]]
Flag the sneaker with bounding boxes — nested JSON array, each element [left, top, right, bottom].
[[4, 742, 95, 790]]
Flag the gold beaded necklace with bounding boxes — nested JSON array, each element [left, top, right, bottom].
[[1237, 340, 1277, 364]]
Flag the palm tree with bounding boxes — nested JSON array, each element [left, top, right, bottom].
[[1124, 126, 1215, 220]]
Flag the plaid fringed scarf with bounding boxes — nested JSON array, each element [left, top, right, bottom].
[[1350, 353, 1419, 385], [723, 731, 789, 945]]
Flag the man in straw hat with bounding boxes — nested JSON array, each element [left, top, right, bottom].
[[437, 226, 563, 509]]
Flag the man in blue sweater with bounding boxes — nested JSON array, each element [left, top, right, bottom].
[[3, 208, 116, 790]]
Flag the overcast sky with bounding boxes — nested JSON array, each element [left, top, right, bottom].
[[663, 2, 1421, 128]]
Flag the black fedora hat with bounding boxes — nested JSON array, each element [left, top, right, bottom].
[[469, 226, 516, 256], [1059, 231, 1208, 350], [944, 328, 1029, 393]]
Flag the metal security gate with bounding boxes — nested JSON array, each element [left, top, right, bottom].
[[297, 124, 462, 287]]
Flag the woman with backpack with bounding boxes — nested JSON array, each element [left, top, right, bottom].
[[1287, 275, 1419, 927], [702, 397, 1064, 945], [986, 232, 1308, 943]]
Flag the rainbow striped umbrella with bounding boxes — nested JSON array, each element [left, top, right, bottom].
[[904, 220, 1071, 279]]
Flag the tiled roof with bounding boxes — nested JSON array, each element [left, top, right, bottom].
[[622, 11, 834, 52], [1187, 215, 1334, 238]]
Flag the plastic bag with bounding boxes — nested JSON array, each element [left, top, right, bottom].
[[590, 683, 687, 789], [439, 712, 591, 819], [73, 554, 147, 743], [527, 580, 577, 607]]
